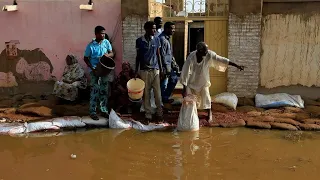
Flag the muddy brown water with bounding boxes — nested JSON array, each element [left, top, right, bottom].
[[0, 128, 320, 180]]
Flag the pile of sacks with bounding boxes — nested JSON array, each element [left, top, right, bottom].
[[0, 110, 170, 136], [212, 92, 320, 131]]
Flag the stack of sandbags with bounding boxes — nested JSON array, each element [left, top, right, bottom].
[[244, 106, 320, 131]]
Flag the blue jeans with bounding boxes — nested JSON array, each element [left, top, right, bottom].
[[160, 71, 178, 102]]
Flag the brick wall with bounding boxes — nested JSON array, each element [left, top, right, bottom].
[[122, 15, 147, 67], [121, 0, 148, 68], [227, 0, 262, 98]]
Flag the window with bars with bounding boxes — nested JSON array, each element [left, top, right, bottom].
[[149, 0, 229, 18]]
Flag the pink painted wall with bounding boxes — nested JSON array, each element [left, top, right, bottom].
[[0, 0, 122, 84]]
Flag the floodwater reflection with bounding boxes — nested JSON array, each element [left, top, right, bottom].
[[0, 128, 320, 180]]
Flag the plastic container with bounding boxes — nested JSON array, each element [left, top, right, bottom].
[[95, 56, 115, 77], [127, 78, 145, 101]]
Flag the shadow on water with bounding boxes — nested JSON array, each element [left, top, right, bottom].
[[1, 127, 320, 179]]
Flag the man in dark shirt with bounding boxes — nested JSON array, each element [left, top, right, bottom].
[[135, 21, 163, 121], [159, 22, 178, 104]]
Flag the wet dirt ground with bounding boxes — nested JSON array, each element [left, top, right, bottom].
[[0, 128, 320, 180]]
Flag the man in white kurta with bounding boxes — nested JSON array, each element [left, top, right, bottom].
[[180, 42, 244, 122]]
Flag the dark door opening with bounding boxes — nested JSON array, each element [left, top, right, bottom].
[[189, 27, 204, 54]]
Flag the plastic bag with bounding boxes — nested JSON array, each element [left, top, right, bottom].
[[26, 122, 60, 133], [52, 116, 86, 128], [212, 92, 238, 110], [131, 120, 169, 132], [81, 116, 109, 126], [109, 109, 169, 131], [0, 123, 26, 134], [177, 95, 199, 131], [255, 93, 304, 108], [109, 109, 132, 129]]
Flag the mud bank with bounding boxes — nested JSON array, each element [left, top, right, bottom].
[[0, 94, 320, 131]]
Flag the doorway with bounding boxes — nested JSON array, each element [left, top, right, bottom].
[[188, 22, 204, 54]]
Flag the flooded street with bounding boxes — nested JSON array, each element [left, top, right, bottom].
[[0, 128, 320, 180]]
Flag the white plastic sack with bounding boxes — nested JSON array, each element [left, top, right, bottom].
[[255, 93, 304, 108], [8, 125, 26, 134], [131, 120, 168, 132], [52, 116, 86, 128], [81, 116, 109, 126], [109, 109, 169, 131], [0, 123, 24, 134], [26, 122, 60, 133], [109, 109, 132, 129], [177, 95, 199, 131], [212, 92, 238, 110]]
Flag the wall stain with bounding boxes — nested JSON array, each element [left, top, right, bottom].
[[0, 48, 54, 83]]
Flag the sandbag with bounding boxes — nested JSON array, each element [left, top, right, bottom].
[[299, 124, 320, 131], [8, 125, 27, 134], [255, 93, 304, 108], [212, 92, 238, 110], [295, 113, 311, 121], [247, 116, 275, 123], [52, 116, 86, 128], [0, 123, 25, 134], [212, 103, 231, 113], [18, 105, 53, 117], [268, 112, 297, 119], [273, 118, 301, 126], [237, 106, 257, 113], [220, 119, 246, 128], [246, 121, 271, 129], [270, 122, 298, 131], [81, 116, 109, 126], [26, 122, 60, 133], [300, 118, 320, 125], [247, 111, 262, 117], [109, 109, 169, 131], [263, 109, 283, 114], [131, 120, 169, 131], [109, 109, 132, 129], [284, 107, 304, 113], [177, 95, 199, 131]]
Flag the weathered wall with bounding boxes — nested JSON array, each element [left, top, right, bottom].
[[227, 0, 262, 98], [260, 14, 320, 88], [0, 0, 122, 95], [258, 2, 320, 99], [121, 0, 148, 67]]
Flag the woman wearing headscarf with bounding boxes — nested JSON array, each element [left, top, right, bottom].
[[110, 62, 135, 113], [53, 54, 87, 101]]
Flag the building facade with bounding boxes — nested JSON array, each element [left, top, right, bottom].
[[0, 0, 123, 96]]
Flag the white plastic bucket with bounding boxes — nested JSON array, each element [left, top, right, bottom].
[[127, 78, 145, 101]]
